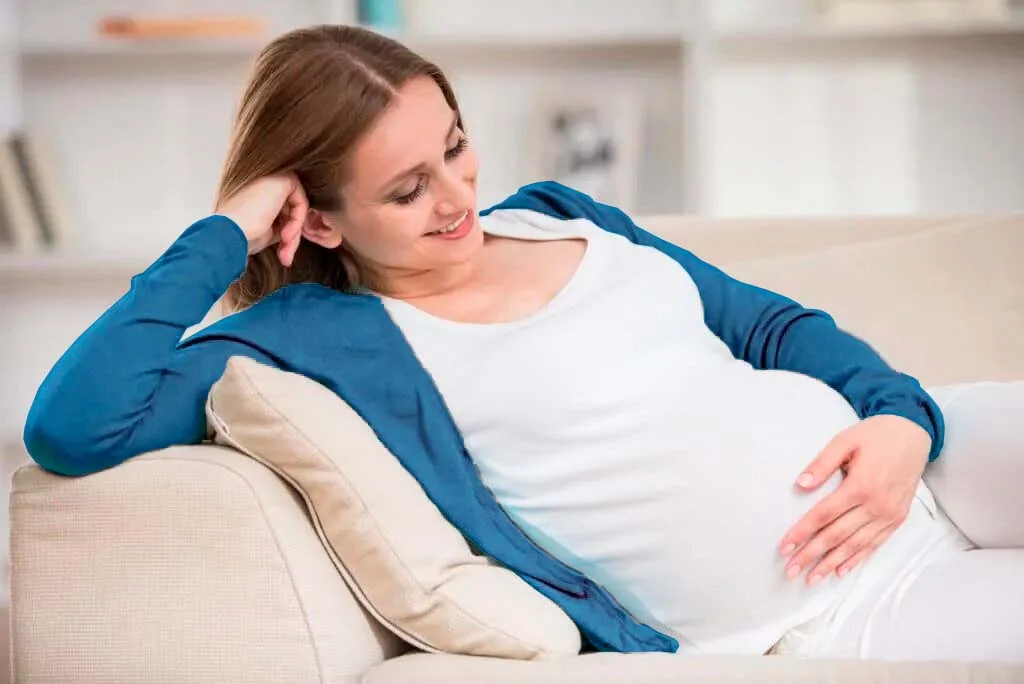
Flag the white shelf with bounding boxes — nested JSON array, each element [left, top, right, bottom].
[[406, 29, 686, 50], [0, 251, 146, 284], [19, 36, 268, 58], [717, 16, 1024, 43], [17, 17, 1024, 60], [18, 29, 687, 59]]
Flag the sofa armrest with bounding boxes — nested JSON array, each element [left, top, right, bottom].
[[10, 444, 405, 684]]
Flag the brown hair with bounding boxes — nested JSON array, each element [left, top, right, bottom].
[[217, 25, 463, 311]]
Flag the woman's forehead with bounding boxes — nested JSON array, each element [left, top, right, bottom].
[[351, 78, 455, 181]]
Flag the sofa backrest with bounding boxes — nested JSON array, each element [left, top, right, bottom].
[[636, 214, 1024, 387]]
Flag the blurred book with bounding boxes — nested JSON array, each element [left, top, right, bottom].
[[8, 130, 72, 250], [98, 15, 265, 39], [816, 0, 1011, 25], [357, 0, 405, 31], [0, 135, 43, 253], [0, 130, 72, 253]]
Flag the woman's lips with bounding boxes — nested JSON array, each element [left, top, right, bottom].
[[430, 211, 474, 240]]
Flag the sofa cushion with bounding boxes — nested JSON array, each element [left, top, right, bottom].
[[205, 356, 581, 660], [363, 651, 1024, 684], [719, 217, 1024, 387]]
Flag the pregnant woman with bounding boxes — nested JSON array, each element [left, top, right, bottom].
[[24, 25, 1024, 661]]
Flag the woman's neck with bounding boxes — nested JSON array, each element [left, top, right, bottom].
[[363, 238, 493, 302]]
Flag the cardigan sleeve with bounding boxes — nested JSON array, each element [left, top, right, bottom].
[[23, 216, 280, 476]]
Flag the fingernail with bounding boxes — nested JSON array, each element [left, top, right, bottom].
[[796, 473, 814, 488], [809, 574, 823, 587], [786, 564, 802, 580], [781, 543, 796, 556], [837, 567, 848, 578]]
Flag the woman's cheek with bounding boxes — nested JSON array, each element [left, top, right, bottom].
[[392, 204, 431, 251]]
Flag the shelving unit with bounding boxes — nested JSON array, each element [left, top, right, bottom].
[[2, 0, 1024, 440], [20, 30, 691, 59], [717, 15, 1024, 42], [18, 16, 1024, 57], [5, 0, 694, 283], [0, 250, 145, 283]]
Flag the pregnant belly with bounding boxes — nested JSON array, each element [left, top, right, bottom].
[[649, 367, 861, 649], [490, 365, 863, 654]]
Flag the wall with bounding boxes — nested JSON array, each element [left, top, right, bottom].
[[711, 35, 1024, 216], [0, 0, 17, 134]]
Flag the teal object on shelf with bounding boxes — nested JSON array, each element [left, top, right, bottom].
[[358, 0, 404, 30]]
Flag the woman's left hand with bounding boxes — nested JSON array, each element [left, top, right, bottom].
[[778, 415, 932, 585]]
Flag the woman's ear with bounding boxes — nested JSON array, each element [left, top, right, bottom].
[[302, 210, 344, 249]]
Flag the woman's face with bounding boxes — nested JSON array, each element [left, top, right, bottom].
[[325, 75, 482, 289]]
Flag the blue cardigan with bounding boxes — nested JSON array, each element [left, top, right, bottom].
[[23, 181, 944, 654]]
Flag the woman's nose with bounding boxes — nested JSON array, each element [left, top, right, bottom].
[[435, 166, 473, 216]]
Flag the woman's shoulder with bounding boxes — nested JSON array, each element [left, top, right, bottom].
[[180, 283, 388, 353], [485, 181, 638, 241], [480, 205, 601, 241], [485, 180, 595, 218]]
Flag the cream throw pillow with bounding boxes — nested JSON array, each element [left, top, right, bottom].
[[205, 356, 581, 660]]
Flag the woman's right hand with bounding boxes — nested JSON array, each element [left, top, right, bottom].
[[215, 173, 309, 267]]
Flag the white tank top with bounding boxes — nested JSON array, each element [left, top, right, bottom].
[[381, 208, 944, 655]]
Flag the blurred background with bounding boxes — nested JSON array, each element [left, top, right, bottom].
[[0, 0, 1023, 674]]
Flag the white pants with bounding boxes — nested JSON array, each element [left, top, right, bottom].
[[775, 380, 1024, 663]]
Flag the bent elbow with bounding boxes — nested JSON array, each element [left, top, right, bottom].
[[22, 407, 123, 477]]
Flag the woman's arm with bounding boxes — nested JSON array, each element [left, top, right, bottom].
[[635, 229, 945, 461], [487, 181, 944, 461], [23, 216, 278, 476]]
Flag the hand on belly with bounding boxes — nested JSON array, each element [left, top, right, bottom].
[[523, 367, 861, 641], [471, 364, 863, 648]]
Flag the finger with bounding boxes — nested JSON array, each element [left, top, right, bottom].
[[834, 523, 898, 579], [279, 181, 307, 260], [780, 484, 862, 558], [795, 430, 856, 492], [805, 518, 890, 585], [784, 505, 874, 582], [278, 179, 309, 267], [278, 215, 303, 267]]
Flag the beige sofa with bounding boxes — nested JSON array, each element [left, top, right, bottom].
[[10, 214, 1024, 684]]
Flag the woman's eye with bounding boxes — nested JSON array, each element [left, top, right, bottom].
[[445, 137, 468, 161], [394, 181, 426, 206], [392, 140, 467, 205]]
